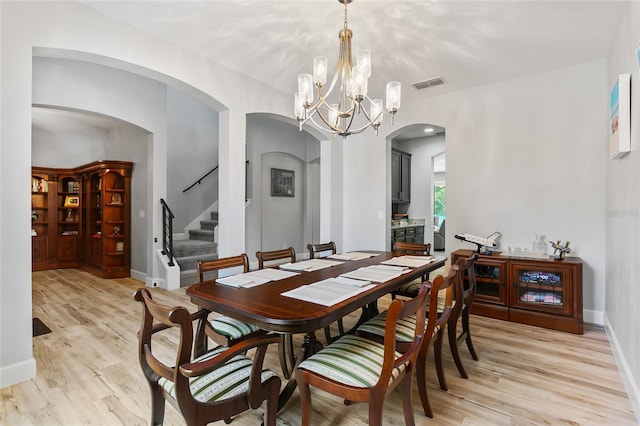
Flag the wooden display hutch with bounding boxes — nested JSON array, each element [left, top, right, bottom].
[[452, 249, 583, 334], [31, 161, 132, 278]]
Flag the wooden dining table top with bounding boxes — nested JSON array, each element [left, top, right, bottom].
[[187, 251, 446, 334]]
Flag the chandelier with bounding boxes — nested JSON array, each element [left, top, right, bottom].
[[294, 0, 401, 138]]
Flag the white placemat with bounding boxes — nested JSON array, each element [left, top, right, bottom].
[[281, 278, 374, 306]]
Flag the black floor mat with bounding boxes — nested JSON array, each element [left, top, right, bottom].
[[33, 317, 52, 337]]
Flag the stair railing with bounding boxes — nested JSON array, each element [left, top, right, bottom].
[[183, 165, 218, 193], [182, 161, 249, 196], [160, 198, 175, 266]]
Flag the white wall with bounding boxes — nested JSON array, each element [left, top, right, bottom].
[[0, 0, 295, 388], [32, 124, 109, 166], [167, 86, 219, 231], [605, 1, 640, 418], [345, 59, 608, 325], [245, 115, 320, 261]]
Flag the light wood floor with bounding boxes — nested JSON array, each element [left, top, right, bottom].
[[0, 269, 636, 425]]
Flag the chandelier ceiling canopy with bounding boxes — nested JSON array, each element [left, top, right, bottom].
[[294, 0, 401, 139]]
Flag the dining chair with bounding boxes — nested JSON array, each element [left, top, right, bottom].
[[255, 247, 297, 379], [133, 288, 281, 426], [355, 266, 459, 417], [295, 283, 431, 426], [447, 253, 480, 381], [307, 241, 345, 343], [306, 241, 336, 259], [391, 241, 432, 298], [196, 254, 265, 349]]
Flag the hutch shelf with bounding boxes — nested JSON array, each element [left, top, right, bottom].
[[452, 249, 583, 334], [31, 160, 132, 278]]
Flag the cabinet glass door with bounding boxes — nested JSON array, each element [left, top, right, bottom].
[[474, 261, 507, 306], [510, 263, 571, 315]]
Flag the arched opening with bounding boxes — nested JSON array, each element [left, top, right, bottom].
[[388, 123, 445, 250]]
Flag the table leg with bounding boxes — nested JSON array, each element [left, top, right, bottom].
[[277, 331, 322, 411]]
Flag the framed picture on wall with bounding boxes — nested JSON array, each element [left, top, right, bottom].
[[610, 73, 631, 159], [271, 168, 295, 197]]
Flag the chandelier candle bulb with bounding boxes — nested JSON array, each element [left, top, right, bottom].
[[329, 104, 339, 127], [298, 73, 314, 106], [295, 93, 305, 120], [313, 56, 328, 86], [371, 99, 383, 126], [386, 81, 401, 113], [357, 49, 371, 77]]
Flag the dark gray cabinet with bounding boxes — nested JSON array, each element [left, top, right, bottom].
[[391, 225, 424, 250], [391, 148, 411, 203]]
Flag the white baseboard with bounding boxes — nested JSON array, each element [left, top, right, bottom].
[[130, 269, 146, 284], [0, 357, 36, 388], [604, 314, 640, 424]]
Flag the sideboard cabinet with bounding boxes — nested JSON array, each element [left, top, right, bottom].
[[31, 161, 132, 278], [452, 249, 583, 334]]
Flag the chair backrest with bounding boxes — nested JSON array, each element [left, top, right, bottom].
[[454, 253, 478, 304], [438, 219, 446, 236], [393, 241, 432, 255], [307, 241, 336, 259], [196, 253, 249, 283], [256, 247, 296, 269], [377, 283, 430, 387], [430, 265, 459, 333]]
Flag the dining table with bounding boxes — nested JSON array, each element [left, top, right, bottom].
[[187, 250, 446, 410]]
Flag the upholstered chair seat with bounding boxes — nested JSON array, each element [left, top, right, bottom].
[[208, 317, 261, 341], [158, 345, 279, 403], [297, 334, 405, 388]]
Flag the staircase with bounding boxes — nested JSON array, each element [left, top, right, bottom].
[[174, 211, 218, 287]]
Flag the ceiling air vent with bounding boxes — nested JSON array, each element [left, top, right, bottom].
[[411, 77, 446, 90]]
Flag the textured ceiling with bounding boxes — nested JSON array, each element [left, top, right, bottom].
[[35, 1, 628, 136], [80, 0, 627, 104]]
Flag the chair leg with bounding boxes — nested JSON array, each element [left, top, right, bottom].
[[416, 345, 433, 418], [434, 328, 447, 391], [296, 371, 313, 426], [368, 404, 384, 426], [448, 316, 468, 379], [149, 385, 165, 426], [323, 325, 333, 344], [462, 309, 479, 361], [263, 377, 280, 426], [400, 373, 416, 426]]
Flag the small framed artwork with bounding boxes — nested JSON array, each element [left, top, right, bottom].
[[271, 168, 295, 197], [63, 195, 80, 208], [610, 73, 631, 159], [116, 241, 125, 252], [636, 40, 640, 69]]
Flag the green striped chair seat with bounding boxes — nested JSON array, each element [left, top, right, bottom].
[[298, 334, 405, 388], [357, 306, 447, 343], [210, 317, 260, 340], [159, 345, 278, 403], [396, 278, 423, 296]]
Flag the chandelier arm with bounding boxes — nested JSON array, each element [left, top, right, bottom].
[[307, 114, 342, 135]]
